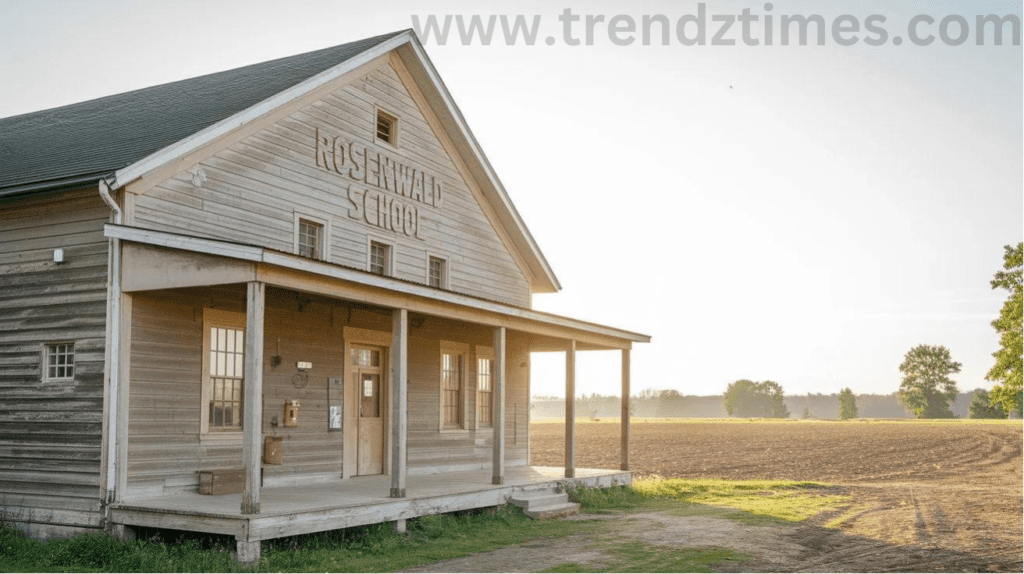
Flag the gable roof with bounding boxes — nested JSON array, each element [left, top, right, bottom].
[[0, 30, 560, 292], [0, 31, 403, 195]]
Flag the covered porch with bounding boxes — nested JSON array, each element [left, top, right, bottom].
[[111, 466, 629, 557], [101, 224, 648, 563]]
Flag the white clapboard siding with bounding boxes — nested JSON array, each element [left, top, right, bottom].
[[0, 186, 109, 531], [133, 62, 532, 307]]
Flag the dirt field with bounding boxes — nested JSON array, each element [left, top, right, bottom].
[[528, 419, 1024, 572]]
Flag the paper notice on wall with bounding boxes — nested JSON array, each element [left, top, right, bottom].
[[329, 405, 341, 429]]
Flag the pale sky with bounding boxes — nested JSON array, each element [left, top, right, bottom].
[[2, 1, 1020, 398]]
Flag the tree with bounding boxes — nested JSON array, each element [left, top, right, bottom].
[[968, 388, 1006, 419], [986, 242, 1023, 417], [838, 387, 858, 420], [724, 379, 790, 418], [898, 345, 961, 418]]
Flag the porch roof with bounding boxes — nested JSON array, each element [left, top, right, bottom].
[[105, 224, 650, 351]]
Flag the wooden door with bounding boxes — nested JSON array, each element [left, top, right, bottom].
[[352, 346, 384, 475]]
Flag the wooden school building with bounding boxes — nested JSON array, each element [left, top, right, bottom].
[[0, 30, 649, 562]]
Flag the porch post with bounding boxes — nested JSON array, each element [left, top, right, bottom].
[[241, 281, 265, 515], [620, 348, 631, 471], [390, 308, 408, 498], [565, 340, 576, 479], [492, 326, 506, 485]]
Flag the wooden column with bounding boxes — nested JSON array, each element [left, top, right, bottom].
[[620, 348, 631, 471], [492, 326, 506, 485], [565, 340, 576, 479], [390, 309, 408, 498], [241, 281, 265, 515]]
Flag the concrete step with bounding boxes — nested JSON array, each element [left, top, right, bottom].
[[509, 491, 581, 519], [508, 491, 568, 511], [524, 501, 581, 520]]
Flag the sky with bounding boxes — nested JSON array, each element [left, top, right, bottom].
[[1, 0, 1020, 399]]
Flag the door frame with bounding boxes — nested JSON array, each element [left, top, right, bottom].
[[342, 326, 392, 479]]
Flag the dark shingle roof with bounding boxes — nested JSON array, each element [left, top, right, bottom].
[[0, 31, 405, 195]]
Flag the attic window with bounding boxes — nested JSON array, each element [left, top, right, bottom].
[[376, 110, 397, 146], [369, 241, 391, 276]]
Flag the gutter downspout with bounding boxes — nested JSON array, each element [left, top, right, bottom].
[[98, 178, 122, 514]]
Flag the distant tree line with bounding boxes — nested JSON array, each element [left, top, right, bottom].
[[530, 387, 1012, 420]]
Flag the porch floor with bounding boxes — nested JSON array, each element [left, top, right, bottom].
[[110, 466, 630, 542]]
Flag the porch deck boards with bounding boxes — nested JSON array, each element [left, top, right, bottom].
[[110, 466, 630, 542]]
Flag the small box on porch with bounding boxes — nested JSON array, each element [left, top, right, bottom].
[[264, 436, 283, 465], [198, 469, 245, 495]]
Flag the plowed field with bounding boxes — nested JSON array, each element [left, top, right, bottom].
[[530, 419, 1023, 572]]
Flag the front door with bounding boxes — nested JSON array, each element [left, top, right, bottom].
[[352, 345, 384, 475]]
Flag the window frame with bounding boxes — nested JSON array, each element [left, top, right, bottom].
[[426, 254, 448, 289], [374, 106, 399, 148], [439, 341, 470, 432], [41, 342, 75, 382], [367, 238, 393, 277], [475, 346, 494, 429], [292, 212, 331, 262], [201, 309, 247, 437]]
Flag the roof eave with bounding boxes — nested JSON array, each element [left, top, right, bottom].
[[108, 32, 414, 191], [397, 37, 562, 294]]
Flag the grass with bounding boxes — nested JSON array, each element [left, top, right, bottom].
[[570, 478, 850, 525], [0, 506, 596, 573], [0, 479, 844, 572]]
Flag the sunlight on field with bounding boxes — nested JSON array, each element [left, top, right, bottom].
[[532, 417, 1022, 426]]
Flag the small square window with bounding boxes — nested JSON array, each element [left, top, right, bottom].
[[297, 219, 323, 259], [370, 241, 391, 276], [428, 256, 446, 289], [376, 110, 397, 146], [44, 343, 74, 381]]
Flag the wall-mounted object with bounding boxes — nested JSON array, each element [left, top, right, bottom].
[[284, 400, 299, 427], [328, 377, 343, 432], [297, 361, 312, 370], [263, 436, 283, 465], [53, 249, 65, 264]]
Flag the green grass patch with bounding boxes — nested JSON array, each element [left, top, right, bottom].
[[0, 506, 598, 573], [571, 478, 849, 525]]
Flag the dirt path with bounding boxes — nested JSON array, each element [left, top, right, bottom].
[[406, 421, 1022, 572]]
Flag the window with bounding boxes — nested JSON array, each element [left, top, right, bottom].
[[202, 310, 245, 434], [369, 241, 391, 276], [43, 343, 74, 381], [441, 352, 463, 428], [375, 109, 397, 146], [477, 357, 492, 427], [297, 219, 323, 259], [293, 213, 329, 261], [428, 256, 447, 289]]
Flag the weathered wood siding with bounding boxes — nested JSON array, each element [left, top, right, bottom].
[[127, 286, 528, 497], [132, 62, 532, 307], [0, 187, 109, 533]]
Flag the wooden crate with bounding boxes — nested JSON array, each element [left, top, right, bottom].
[[198, 469, 245, 495]]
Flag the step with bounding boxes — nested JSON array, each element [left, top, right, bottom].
[[508, 491, 567, 511], [524, 501, 581, 520]]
